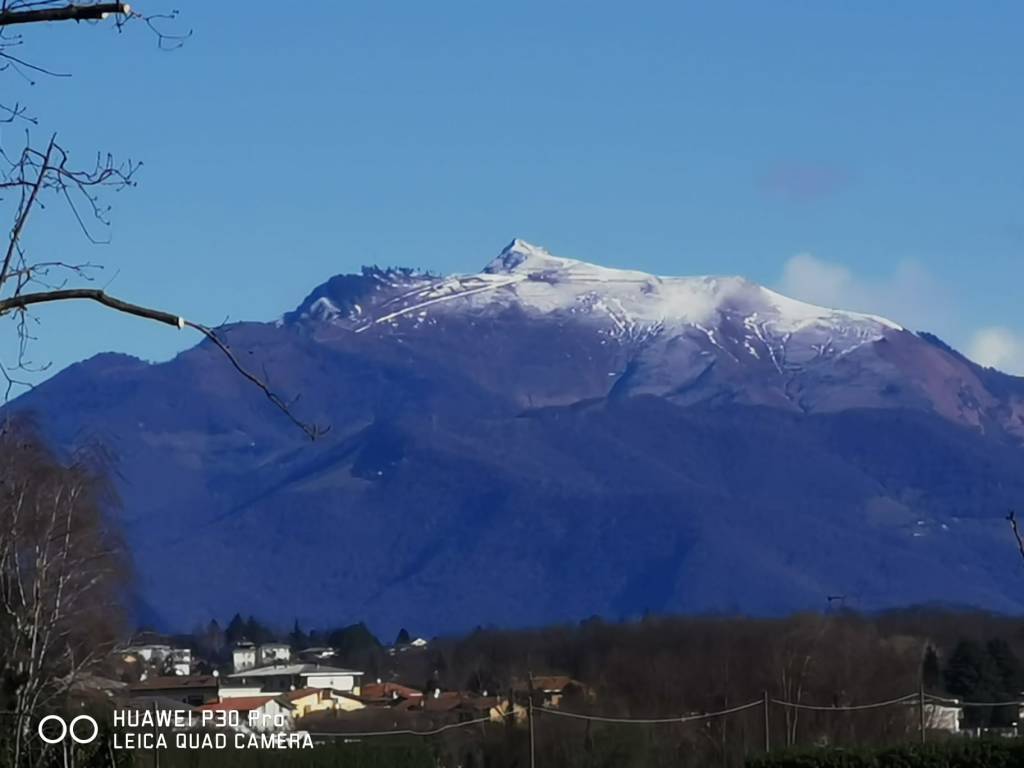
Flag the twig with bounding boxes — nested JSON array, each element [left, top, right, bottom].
[[1007, 511, 1024, 561], [188, 322, 328, 441], [0, 134, 54, 286], [0, 288, 326, 440]]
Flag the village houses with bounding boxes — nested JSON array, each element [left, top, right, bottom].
[[225, 663, 364, 698]]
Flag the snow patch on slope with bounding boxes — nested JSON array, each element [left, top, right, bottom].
[[364, 239, 900, 341], [300, 239, 905, 363]]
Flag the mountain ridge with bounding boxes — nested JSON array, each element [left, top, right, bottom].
[[8, 241, 1024, 635], [289, 238, 904, 341]]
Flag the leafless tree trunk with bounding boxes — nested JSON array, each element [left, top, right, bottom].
[[772, 614, 827, 747], [0, 423, 128, 766]]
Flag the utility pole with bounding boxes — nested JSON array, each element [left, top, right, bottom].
[[918, 677, 926, 745], [153, 700, 160, 768], [762, 690, 771, 754], [528, 671, 536, 768]]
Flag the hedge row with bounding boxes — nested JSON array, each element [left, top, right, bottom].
[[747, 740, 1024, 768]]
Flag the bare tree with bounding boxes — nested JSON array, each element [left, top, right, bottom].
[[770, 613, 828, 747], [0, 2, 323, 438], [0, 422, 128, 766]]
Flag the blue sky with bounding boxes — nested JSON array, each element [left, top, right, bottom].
[[3, 0, 1023, 379]]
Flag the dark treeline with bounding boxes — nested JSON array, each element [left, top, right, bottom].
[[165, 616, 388, 678], [130, 608, 1024, 768]]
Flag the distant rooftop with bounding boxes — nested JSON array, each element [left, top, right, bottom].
[[361, 682, 423, 700], [196, 696, 285, 713], [228, 663, 362, 679], [278, 687, 322, 702], [130, 675, 217, 691], [125, 696, 198, 712]]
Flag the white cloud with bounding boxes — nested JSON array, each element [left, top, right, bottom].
[[776, 253, 1024, 377], [778, 254, 855, 310], [967, 327, 1024, 376], [777, 253, 948, 333]]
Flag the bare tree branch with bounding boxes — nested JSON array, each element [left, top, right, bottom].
[[0, 288, 327, 439], [0, 287, 182, 325], [0, 101, 35, 124], [0, 3, 129, 27], [0, 11, 323, 441], [118, 7, 191, 50], [190, 323, 329, 441], [0, 134, 53, 286], [1007, 510, 1024, 561]]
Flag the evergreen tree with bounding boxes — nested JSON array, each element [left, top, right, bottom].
[[985, 637, 1023, 727], [225, 613, 246, 646], [945, 640, 996, 697], [307, 628, 326, 647], [327, 623, 381, 658], [325, 622, 383, 675], [244, 615, 272, 644], [944, 639, 1001, 728], [921, 645, 941, 692], [289, 619, 308, 650], [986, 637, 1024, 695], [206, 619, 224, 647], [199, 619, 226, 661]]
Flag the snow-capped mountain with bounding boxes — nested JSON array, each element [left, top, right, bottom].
[[287, 240, 1023, 436], [9, 240, 1024, 634], [296, 239, 899, 348]]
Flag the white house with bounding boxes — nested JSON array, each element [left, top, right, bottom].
[[258, 643, 291, 666], [197, 696, 295, 733], [168, 648, 192, 676], [298, 647, 336, 662], [228, 664, 363, 696], [303, 666, 362, 693], [923, 702, 962, 733], [124, 644, 172, 663], [219, 684, 265, 700], [387, 637, 429, 656], [232, 643, 258, 673]]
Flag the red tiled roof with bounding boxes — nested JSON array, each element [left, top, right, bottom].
[[533, 676, 576, 692], [279, 688, 321, 702], [361, 682, 423, 700], [130, 675, 217, 692], [411, 691, 495, 713], [512, 675, 583, 693]]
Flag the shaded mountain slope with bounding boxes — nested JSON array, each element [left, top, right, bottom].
[[10, 240, 1024, 634]]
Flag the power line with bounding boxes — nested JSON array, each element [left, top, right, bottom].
[[535, 699, 763, 724], [770, 693, 919, 712], [10, 690, 1017, 739], [520, 690, 1001, 726], [925, 694, 1024, 708], [307, 715, 493, 738]]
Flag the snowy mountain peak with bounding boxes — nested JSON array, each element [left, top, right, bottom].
[[292, 241, 907, 368], [484, 238, 575, 275], [476, 241, 903, 335]]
